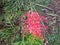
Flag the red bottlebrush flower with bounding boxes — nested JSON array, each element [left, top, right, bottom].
[[20, 11, 48, 39], [26, 11, 44, 39]]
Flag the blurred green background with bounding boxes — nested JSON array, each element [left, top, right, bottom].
[[0, 0, 60, 45]]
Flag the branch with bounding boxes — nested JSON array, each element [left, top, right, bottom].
[[34, 3, 54, 11]]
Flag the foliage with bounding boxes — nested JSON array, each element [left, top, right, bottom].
[[0, 0, 60, 45]]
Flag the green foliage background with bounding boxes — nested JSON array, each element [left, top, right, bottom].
[[0, 0, 60, 45]]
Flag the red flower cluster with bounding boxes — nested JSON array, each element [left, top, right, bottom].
[[27, 12, 47, 38], [20, 11, 48, 39]]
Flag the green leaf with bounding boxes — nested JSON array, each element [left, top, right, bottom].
[[14, 42, 20, 45]]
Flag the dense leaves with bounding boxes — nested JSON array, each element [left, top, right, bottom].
[[0, 0, 60, 45]]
